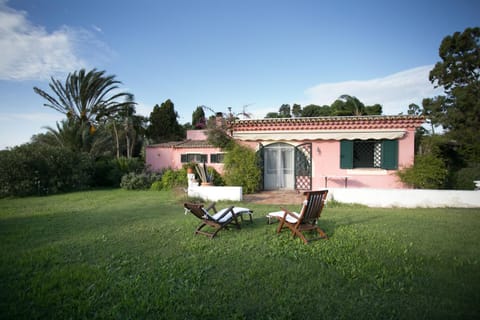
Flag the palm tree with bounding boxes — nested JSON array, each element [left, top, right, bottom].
[[34, 119, 113, 158], [337, 95, 365, 116], [33, 69, 133, 131]]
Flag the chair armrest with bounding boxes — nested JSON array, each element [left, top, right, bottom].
[[205, 202, 217, 213], [280, 207, 299, 220]]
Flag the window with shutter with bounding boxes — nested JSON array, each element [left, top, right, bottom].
[[340, 139, 398, 170]]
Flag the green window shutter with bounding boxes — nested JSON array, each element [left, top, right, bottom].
[[381, 140, 398, 170], [340, 140, 353, 169]]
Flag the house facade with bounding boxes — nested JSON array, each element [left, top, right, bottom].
[[145, 115, 424, 190]]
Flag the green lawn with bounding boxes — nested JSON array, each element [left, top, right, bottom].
[[1, 189, 479, 319]]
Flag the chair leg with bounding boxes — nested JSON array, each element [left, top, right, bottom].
[[276, 219, 286, 233]]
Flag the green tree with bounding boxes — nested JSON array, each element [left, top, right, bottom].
[[265, 112, 280, 118], [292, 104, 302, 117], [108, 94, 146, 158], [301, 104, 331, 117], [34, 69, 133, 131], [364, 103, 382, 115], [332, 95, 365, 116], [428, 27, 480, 163], [146, 99, 185, 143], [278, 104, 291, 118], [192, 106, 206, 129], [33, 119, 113, 158]]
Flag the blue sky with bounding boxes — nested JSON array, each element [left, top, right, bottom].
[[0, 0, 478, 149]]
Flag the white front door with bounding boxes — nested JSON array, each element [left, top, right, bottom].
[[264, 143, 294, 190]]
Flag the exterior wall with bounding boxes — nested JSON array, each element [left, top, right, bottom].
[[146, 145, 224, 173], [186, 130, 208, 140], [146, 147, 174, 172], [146, 117, 421, 190], [240, 128, 416, 190], [310, 128, 416, 189], [328, 188, 480, 208]]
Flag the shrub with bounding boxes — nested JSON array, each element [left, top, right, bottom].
[[223, 143, 261, 193], [0, 143, 94, 197], [93, 157, 144, 187], [120, 172, 162, 190], [397, 154, 448, 189], [159, 168, 186, 190], [451, 164, 480, 190]]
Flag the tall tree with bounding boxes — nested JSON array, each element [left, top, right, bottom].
[[146, 99, 184, 143], [33, 69, 133, 131], [428, 27, 480, 162], [333, 95, 365, 116], [278, 104, 291, 118], [192, 106, 206, 129], [292, 104, 302, 117]]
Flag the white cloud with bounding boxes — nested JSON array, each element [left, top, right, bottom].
[[304, 65, 443, 115], [0, 3, 86, 80]]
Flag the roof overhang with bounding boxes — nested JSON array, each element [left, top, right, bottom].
[[232, 129, 406, 141]]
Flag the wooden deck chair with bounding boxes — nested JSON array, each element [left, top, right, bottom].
[[267, 190, 329, 244], [184, 202, 242, 238]]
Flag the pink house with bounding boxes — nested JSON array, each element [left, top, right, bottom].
[[145, 115, 424, 190]]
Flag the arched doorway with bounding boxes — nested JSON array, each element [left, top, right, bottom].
[[264, 143, 294, 190]]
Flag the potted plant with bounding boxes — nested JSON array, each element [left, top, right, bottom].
[[185, 162, 196, 174]]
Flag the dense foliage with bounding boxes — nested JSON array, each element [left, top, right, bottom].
[[0, 143, 93, 197], [93, 157, 145, 187], [397, 154, 448, 189], [223, 143, 261, 193], [120, 172, 162, 190], [265, 95, 382, 118], [426, 27, 480, 164], [398, 27, 480, 189], [146, 99, 185, 143]]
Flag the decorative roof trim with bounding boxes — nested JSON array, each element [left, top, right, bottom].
[[233, 115, 424, 132]]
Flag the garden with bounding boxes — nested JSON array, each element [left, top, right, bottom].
[[1, 189, 479, 319]]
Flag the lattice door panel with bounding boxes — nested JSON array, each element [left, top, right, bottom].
[[295, 143, 312, 190]]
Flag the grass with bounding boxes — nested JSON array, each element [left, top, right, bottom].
[[0, 189, 479, 319]]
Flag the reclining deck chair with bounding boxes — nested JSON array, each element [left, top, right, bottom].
[[184, 202, 252, 239], [267, 190, 328, 244]]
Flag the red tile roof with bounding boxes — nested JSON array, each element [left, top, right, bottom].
[[232, 115, 425, 131], [146, 139, 214, 149]]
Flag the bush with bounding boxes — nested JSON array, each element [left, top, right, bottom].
[[93, 157, 144, 187], [451, 164, 480, 190], [120, 171, 161, 190], [223, 143, 261, 193], [159, 168, 186, 190], [0, 143, 94, 197], [397, 154, 448, 189]]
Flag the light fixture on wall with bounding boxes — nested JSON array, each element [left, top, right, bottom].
[[316, 146, 321, 155]]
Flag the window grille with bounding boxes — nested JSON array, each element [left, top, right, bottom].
[[210, 153, 225, 163], [353, 140, 382, 168], [180, 153, 207, 163]]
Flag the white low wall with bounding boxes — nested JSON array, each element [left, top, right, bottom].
[[328, 188, 480, 208], [188, 186, 243, 202]]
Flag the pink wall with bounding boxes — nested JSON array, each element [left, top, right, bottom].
[[310, 129, 416, 189], [145, 145, 224, 173], [187, 130, 208, 140], [146, 128, 417, 189]]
